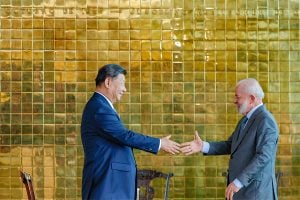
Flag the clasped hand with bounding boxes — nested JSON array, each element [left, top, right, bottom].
[[180, 131, 203, 155], [162, 131, 239, 200], [161, 131, 203, 155]]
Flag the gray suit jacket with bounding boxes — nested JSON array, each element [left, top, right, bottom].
[[207, 105, 279, 200]]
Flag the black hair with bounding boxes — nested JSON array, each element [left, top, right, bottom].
[[95, 64, 127, 86]]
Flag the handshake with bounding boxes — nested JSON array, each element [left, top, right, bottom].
[[160, 131, 203, 155]]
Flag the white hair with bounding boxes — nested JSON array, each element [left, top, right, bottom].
[[237, 78, 265, 99]]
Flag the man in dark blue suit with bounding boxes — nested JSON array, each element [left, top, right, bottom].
[[81, 64, 180, 200]]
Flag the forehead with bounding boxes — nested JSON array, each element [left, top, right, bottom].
[[114, 74, 125, 82], [235, 84, 248, 96]]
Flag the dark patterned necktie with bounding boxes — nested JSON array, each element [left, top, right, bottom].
[[236, 117, 248, 141], [241, 117, 248, 129]]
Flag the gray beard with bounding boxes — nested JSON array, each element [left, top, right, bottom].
[[238, 100, 249, 115]]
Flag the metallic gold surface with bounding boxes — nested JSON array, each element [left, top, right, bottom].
[[0, 0, 299, 199]]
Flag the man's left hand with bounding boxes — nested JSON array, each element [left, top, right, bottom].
[[225, 182, 240, 200]]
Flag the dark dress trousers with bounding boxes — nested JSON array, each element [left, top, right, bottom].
[[207, 105, 279, 200], [81, 92, 160, 200]]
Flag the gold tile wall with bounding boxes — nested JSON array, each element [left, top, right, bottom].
[[0, 0, 300, 199]]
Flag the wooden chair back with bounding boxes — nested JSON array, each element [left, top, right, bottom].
[[20, 171, 36, 200], [137, 169, 173, 200]]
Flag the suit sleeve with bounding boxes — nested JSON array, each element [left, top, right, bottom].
[[236, 116, 278, 187], [206, 118, 248, 155], [207, 135, 233, 155], [205, 132, 234, 156], [94, 108, 160, 154]]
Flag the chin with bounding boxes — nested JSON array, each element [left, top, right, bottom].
[[237, 109, 244, 115]]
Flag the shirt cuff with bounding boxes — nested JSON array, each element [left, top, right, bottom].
[[202, 141, 210, 153], [233, 178, 243, 189], [158, 139, 161, 150]]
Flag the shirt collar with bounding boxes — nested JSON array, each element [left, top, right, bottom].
[[246, 103, 263, 119], [95, 91, 115, 110]]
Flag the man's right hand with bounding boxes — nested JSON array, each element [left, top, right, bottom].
[[180, 131, 203, 155], [160, 135, 181, 155]]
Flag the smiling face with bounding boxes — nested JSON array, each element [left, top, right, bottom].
[[234, 84, 252, 115], [105, 74, 126, 103], [234, 78, 264, 115]]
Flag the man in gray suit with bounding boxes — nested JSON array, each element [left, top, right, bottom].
[[181, 78, 279, 200]]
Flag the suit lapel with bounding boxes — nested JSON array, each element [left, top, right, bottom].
[[231, 118, 248, 152], [232, 120, 251, 152], [94, 92, 121, 121], [114, 110, 121, 121], [231, 105, 265, 154]]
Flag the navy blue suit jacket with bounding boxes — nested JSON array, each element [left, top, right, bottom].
[[81, 92, 160, 200]]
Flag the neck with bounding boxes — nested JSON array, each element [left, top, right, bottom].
[[95, 87, 113, 103]]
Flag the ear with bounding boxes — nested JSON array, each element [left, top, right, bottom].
[[104, 77, 111, 88], [250, 94, 256, 103]]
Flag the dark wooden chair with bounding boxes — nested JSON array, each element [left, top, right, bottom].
[[137, 169, 173, 200], [20, 171, 36, 200], [275, 171, 283, 193]]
